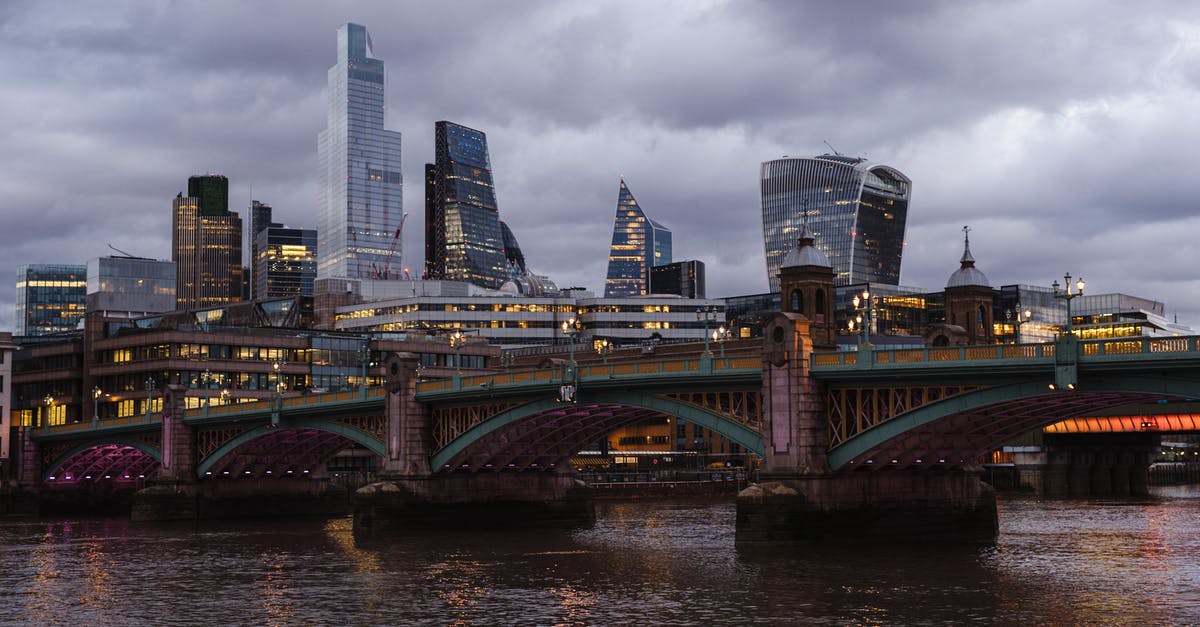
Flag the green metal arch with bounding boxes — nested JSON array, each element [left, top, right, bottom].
[[43, 437, 163, 481], [827, 374, 1200, 470], [195, 416, 386, 478], [431, 389, 765, 470]]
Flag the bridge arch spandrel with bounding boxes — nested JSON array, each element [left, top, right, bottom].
[[827, 375, 1200, 470], [42, 438, 163, 482], [195, 416, 387, 479], [431, 390, 765, 473]]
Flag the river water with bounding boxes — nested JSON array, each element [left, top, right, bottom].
[[2, 487, 1199, 625]]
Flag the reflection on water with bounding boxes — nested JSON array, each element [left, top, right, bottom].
[[0, 489, 1198, 624]]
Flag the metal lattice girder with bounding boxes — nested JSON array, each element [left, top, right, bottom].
[[43, 442, 162, 482]]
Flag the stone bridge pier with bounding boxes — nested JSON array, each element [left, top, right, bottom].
[[736, 313, 999, 544], [352, 354, 593, 533]]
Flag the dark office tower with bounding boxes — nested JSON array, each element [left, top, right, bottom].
[[424, 121, 507, 288], [604, 178, 672, 298], [15, 264, 87, 336], [249, 200, 282, 299], [173, 174, 243, 309], [649, 260, 706, 298], [500, 220, 526, 275], [760, 155, 910, 291], [255, 227, 318, 298], [317, 23, 403, 281]]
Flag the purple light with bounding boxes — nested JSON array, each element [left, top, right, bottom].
[[302, 469, 310, 474], [865, 460, 874, 465], [84, 475, 92, 479], [890, 459, 898, 464], [47, 476, 56, 481], [938, 458, 946, 463]]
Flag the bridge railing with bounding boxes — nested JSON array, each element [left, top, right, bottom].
[[40, 412, 162, 434], [415, 355, 761, 394]]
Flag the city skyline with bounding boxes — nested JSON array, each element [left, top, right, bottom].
[[2, 2, 1200, 330]]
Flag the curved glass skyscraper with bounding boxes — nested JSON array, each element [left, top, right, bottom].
[[317, 23, 404, 281], [760, 155, 910, 291], [604, 179, 671, 298]]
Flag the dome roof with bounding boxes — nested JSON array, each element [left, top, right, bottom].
[[946, 227, 990, 288], [781, 226, 831, 269]]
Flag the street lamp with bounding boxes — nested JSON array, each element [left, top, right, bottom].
[[220, 389, 231, 406], [272, 359, 286, 397], [359, 338, 372, 395], [697, 307, 718, 356], [92, 386, 102, 426], [595, 338, 613, 364], [561, 317, 582, 368], [202, 369, 212, 407], [449, 330, 466, 375], [712, 325, 730, 359], [1006, 305, 1032, 343], [1052, 273, 1086, 337], [851, 289, 874, 346], [43, 394, 54, 429], [144, 377, 155, 420]]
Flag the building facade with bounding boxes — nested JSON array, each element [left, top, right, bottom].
[[316, 22, 404, 282], [0, 332, 14, 478], [86, 256, 176, 318], [424, 121, 508, 288], [254, 227, 318, 299], [604, 179, 672, 298], [248, 200, 281, 299], [760, 154, 911, 291], [649, 260, 705, 298], [15, 264, 87, 336], [172, 174, 243, 310]]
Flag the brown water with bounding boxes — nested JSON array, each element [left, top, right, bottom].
[[2, 487, 1198, 625]]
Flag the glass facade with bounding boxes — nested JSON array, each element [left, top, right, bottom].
[[604, 179, 672, 297], [255, 227, 318, 298], [172, 175, 243, 310], [317, 23, 404, 281], [760, 155, 910, 291], [86, 257, 176, 316], [424, 121, 508, 288], [249, 200, 281, 299], [15, 264, 87, 336]]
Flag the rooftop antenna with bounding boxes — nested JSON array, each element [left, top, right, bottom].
[[823, 140, 843, 156], [107, 242, 138, 258]]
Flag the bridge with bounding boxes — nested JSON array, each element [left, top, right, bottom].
[[15, 314, 1200, 541]]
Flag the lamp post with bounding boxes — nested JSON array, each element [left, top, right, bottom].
[[202, 369, 212, 407], [449, 330, 466, 375], [712, 325, 730, 359], [92, 386, 102, 426], [43, 394, 54, 430], [851, 289, 873, 346], [220, 389, 230, 406], [561, 317, 582, 368], [1052, 273, 1085, 337], [1006, 305, 1032, 343], [359, 338, 371, 396], [144, 377, 155, 420], [270, 359, 285, 427], [595, 338, 612, 364], [697, 307, 718, 356]]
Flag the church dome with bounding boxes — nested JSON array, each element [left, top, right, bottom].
[[781, 226, 831, 269], [946, 227, 990, 288]]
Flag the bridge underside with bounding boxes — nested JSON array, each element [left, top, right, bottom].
[[45, 444, 160, 485], [437, 403, 669, 473], [834, 391, 1170, 471], [201, 428, 367, 479]]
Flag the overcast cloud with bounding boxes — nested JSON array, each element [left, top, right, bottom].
[[2, 0, 1200, 331]]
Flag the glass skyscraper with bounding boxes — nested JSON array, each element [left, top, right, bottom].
[[255, 227, 318, 298], [424, 121, 508, 288], [15, 264, 87, 336], [760, 155, 910, 291], [172, 174, 243, 310], [317, 23, 403, 281], [604, 179, 672, 298]]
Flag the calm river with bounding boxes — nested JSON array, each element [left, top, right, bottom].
[[2, 487, 1199, 625]]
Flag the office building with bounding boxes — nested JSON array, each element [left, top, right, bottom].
[[317, 22, 404, 281], [424, 121, 508, 288], [172, 175, 243, 310], [15, 264, 87, 336], [86, 256, 176, 318], [255, 227, 318, 299], [500, 221, 526, 276], [249, 201, 282, 298], [604, 179, 672, 297], [760, 154, 910, 291], [650, 260, 705, 298]]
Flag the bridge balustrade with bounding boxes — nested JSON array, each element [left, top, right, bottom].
[[812, 336, 1200, 370]]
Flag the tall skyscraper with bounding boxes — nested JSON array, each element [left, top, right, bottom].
[[249, 200, 282, 299], [424, 121, 508, 288], [604, 179, 672, 298], [760, 154, 910, 291], [317, 23, 403, 281], [255, 226, 318, 299], [15, 264, 87, 336], [172, 174, 243, 310]]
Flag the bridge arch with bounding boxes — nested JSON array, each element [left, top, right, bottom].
[[432, 389, 764, 472], [196, 417, 386, 478], [43, 438, 162, 482], [828, 374, 1200, 470]]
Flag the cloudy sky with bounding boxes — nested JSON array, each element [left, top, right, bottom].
[[2, 1, 1200, 331]]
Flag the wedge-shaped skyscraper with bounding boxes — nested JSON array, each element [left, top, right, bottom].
[[604, 179, 672, 298]]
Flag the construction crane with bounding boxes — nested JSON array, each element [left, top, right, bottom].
[[372, 212, 409, 280]]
